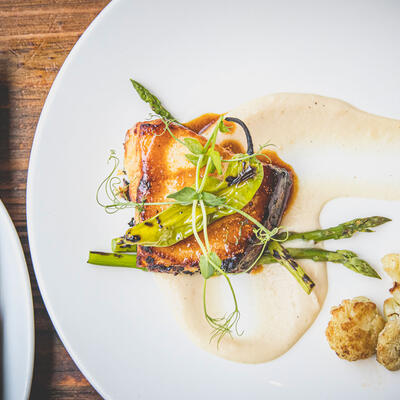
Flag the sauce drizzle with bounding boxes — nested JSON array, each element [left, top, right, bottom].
[[184, 113, 236, 134]]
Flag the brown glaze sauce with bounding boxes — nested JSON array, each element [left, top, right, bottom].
[[250, 264, 264, 275], [184, 113, 236, 134], [220, 139, 245, 154]]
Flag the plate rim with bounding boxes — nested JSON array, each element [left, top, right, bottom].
[[26, 1, 119, 398]]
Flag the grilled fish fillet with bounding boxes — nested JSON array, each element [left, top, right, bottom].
[[124, 119, 292, 274]]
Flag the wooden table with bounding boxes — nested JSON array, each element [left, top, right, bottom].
[[0, 1, 110, 398]]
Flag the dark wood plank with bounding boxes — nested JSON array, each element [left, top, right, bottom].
[[0, 1, 110, 398]]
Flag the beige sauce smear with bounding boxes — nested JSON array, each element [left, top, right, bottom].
[[154, 94, 400, 363]]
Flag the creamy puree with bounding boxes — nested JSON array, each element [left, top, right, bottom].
[[154, 94, 400, 363]]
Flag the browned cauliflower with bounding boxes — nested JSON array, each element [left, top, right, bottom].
[[376, 297, 400, 371], [389, 282, 400, 304], [382, 254, 400, 282], [383, 297, 400, 320], [326, 297, 385, 361]]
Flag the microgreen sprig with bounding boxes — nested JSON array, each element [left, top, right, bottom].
[[96, 150, 176, 214], [222, 142, 275, 163]]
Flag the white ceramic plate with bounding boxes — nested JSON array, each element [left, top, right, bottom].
[[0, 200, 34, 400], [27, 0, 400, 398]]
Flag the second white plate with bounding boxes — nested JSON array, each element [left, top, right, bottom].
[[0, 200, 34, 400]]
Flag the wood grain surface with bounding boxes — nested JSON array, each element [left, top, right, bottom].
[[0, 1, 110, 398]]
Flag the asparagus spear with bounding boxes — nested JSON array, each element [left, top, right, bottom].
[[88, 251, 144, 270], [267, 241, 315, 294], [130, 79, 176, 121], [259, 248, 380, 278], [88, 246, 380, 279], [274, 216, 390, 243]]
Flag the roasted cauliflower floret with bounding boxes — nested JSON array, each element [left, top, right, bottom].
[[376, 319, 400, 371], [382, 254, 400, 282], [326, 297, 385, 361], [383, 297, 400, 320], [389, 282, 400, 305], [376, 298, 400, 371]]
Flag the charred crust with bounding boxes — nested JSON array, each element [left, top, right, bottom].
[[289, 259, 298, 270], [147, 264, 173, 273], [226, 165, 256, 186], [140, 123, 156, 130], [182, 270, 194, 275], [221, 256, 239, 273], [137, 249, 197, 275], [91, 251, 121, 258], [138, 176, 151, 193], [138, 119, 182, 136], [128, 217, 135, 227], [272, 250, 281, 259], [119, 243, 135, 249], [125, 234, 141, 243], [389, 282, 400, 294], [145, 256, 155, 265], [302, 275, 314, 286], [146, 264, 185, 274]]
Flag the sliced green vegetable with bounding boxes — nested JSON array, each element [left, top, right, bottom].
[[121, 156, 264, 247], [111, 238, 137, 252]]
